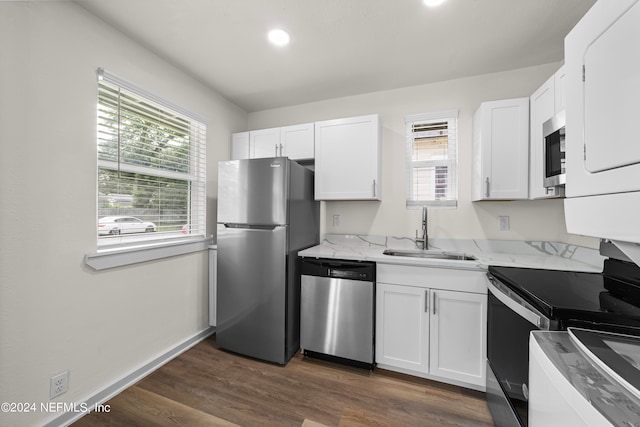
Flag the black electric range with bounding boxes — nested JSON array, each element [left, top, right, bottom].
[[485, 258, 640, 427], [488, 259, 640, 334]]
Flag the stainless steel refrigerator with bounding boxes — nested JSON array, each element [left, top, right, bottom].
[[216, 157, 320, 365]]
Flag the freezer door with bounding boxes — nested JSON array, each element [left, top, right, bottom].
[[217, 157, 289, 225], [216, 224, 288, 364]]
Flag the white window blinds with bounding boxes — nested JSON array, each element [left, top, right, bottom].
[[96, 68, 206, 246], [406, 110, 458, 208]]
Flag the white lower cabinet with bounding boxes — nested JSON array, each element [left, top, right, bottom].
[[375, 264, 487, 390], [428, 289, 486, 386], [376, 283, 430, 372]]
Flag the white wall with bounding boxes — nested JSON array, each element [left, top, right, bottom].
[[0, 3, 246, 426], [248, 65, 598, 248]]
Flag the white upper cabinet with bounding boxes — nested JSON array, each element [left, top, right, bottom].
[[554, 65, 567, 113], [280, 123, 314, 160], [249, 127, 281, 159], [529, 67, 566, 200], [314, 114, 381, 201], [230, 132, 250, 160], [472, 98, 530, 201], [529, 76, 555, 199], [234, 123, 315, 161]]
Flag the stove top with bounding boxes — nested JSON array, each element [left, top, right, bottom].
[[488, 259, 640, 333]]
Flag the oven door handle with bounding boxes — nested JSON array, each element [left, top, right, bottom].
[[488, 276, 552, 330]]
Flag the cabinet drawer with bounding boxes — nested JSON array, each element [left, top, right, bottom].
[[377, 263, 487, 294]]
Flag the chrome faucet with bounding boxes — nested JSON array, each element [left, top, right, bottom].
[[415, 206, 428, 250]]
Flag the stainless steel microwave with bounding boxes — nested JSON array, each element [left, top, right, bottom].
[[543, 111, 566, 188]]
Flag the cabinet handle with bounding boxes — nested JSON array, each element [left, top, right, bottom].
[[279, 143, 284, 157], [275, 144, 279, 157], [485, 177, 490, 198], [425, 290, 429, 313], [373, 179, 377, 198], [433, 292, 437, 315]]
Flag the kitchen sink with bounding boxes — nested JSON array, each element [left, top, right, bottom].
[[382, 249, 476, 261]]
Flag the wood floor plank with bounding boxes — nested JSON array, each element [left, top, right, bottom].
[[73, 335, 494, 426], [73, 385, 240, 427]]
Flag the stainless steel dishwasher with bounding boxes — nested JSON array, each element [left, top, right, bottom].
[[300, 257, 375, 368]]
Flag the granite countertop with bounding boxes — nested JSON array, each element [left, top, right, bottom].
[[298, 234, 604, 272], [531, 331, 640, 426]]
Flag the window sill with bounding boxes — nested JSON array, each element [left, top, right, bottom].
[[85, 236, 213, 271]]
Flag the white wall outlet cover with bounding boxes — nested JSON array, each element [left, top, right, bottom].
[[50, 371, 69, 399], [499, 216, 510, 231]]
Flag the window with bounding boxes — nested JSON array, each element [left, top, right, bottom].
[[96, 69, 206, 247], [405, 110, 458, 208]]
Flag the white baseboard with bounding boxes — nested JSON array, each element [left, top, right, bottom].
[[42, 327, 216, 427]]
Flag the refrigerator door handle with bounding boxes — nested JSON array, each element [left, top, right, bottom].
[[222, 224, 280, 231]]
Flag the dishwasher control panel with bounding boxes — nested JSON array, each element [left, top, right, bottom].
[[300, 257, 375, 282], [329, 269, 370, 280]]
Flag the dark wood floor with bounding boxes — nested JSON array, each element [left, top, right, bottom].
[[73, 335, 494, 426]]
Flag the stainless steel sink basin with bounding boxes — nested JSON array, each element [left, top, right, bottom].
[[382, 249, 476, 261]]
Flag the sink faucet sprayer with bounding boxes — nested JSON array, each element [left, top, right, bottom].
[[415, 206, 428, 250]]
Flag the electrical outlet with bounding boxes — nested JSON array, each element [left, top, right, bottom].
[[499, 216, 510, 231], [50, 371, 69, 399], [332, 214, 341, 227]]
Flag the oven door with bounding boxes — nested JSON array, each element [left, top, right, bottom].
[[486, 275, 555, 427]]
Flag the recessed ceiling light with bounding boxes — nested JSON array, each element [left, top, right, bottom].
[[423, 0, 447, 7], [268, 29, 291, 46]]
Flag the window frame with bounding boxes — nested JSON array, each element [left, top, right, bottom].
[[405, 109, 459, 209], [86, 69, 209, 270]]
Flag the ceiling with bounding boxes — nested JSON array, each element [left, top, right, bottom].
[[75, 0, 596, 113]]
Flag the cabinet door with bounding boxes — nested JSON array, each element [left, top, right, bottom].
[[314, 114, 381, 200], [281, 123, 314, 160], [230, 132, 249, 160], [375, 283, 429, 373], [554, 65, 566, 113], [529, 76, 557, 200], [472, 98, 529, 200], [250, 128, 281, 158], [429, 289, 486, 387]]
